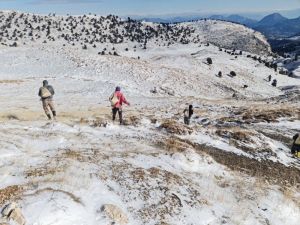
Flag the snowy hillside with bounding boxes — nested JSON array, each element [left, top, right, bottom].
[[0, 11, 300, 225], [0, 11, 270, 54]]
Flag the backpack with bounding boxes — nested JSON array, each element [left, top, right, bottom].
[[109, 93, 119, 107], [295, 136, 300, 145], [291, 135, 300, 157], [41, 87, 51, 98]]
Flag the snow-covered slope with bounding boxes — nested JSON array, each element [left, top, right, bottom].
[[0, 11, 270, 54], [0, 11, 299, 225], [186, 20, 271, 54]]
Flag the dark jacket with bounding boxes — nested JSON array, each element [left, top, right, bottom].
[[38, 85, 55, 99], [183, 107, 193, 118], [291, 134, 300, 154]]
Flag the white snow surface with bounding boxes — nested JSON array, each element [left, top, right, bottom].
[[1, 121, 299, 225]]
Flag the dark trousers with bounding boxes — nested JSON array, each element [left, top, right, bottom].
[[184, 116, 190, 125], [291, 143, 300, 155], [112, 107, 123, 124]]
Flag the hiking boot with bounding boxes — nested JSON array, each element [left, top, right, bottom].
[[47, 114, 52, 120]]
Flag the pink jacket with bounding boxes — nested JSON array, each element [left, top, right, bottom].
[[112, 91, 129, 108]]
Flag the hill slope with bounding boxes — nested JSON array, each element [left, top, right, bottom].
[[0, 11, 271, 55], [0, 11, 299, 225]]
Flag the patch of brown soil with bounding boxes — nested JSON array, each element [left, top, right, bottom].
[[214, 128, 271, 153], [4, 114, 20, 120], [259, 131, 293, 147], [156, 137, 191, 153], [219, 107, 300, 125], [25, 166, 64, 178], [80, 117, 108, 127], [131, 168, 145, 182], [61, 149, 85, 162], [159, 120, 193, 135], [123, 115, 140, 126], [215, 128, 253, 143], [237, 108, 300, 123], [0, 111, 46, 122], [0, 80, 24, 84], [0, 186, 23, 205], [181, 139, 300, 188]]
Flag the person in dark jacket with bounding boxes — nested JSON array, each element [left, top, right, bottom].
[[183, 105, 193, 125], [268, 75, 272, 82], [38, 80, 56, 120], [291, 133, 300, 157]]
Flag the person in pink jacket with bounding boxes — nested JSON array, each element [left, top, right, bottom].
[[109, 86, 130, 124]]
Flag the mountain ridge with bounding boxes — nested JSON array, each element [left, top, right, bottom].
[[135, 12, 300, 39], [0, 11, 271, 55]]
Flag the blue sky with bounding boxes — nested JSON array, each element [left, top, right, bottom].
[[0, 0, 299, 16]]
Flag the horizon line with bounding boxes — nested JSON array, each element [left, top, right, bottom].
[[0, 7, 299, 19]]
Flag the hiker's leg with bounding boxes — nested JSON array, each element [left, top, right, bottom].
[[112, 108, 117, 121], [42, 99, 51, 119], [184, 116, 188, 125], [118, 109, 123, 124], [291, 145, 295, 155], [48, 100, 56, 118]]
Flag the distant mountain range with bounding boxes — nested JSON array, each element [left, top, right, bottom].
[[209, 14, 257, 26], [253, 13, 300, 38], [137, 12, 300, 39]]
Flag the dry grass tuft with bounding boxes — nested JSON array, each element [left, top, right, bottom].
[[5, 114, 20, 120], [219, 107, 300, 124], [237, 108, 299, 123], [159, 120, 193, 135], [61, 149, 85, 162], [0, 80, 24, 84], [187, 141, 300, 188], [80, 117, 108, 127], [157, 137, 191, 153], [122, 115, 140, 126], [0, 185, 23, 205], [25, 166, 64, 178], [131, 168, 146, 182], [215, 128, 253, 143]]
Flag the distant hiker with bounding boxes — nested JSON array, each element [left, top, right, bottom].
[[183, 105, 193, 125], [109, 86, 130, 124], [268, 75, 272, 82], [150, 87, 158, 94], [38, 80, 56, 120], [291, 133, 300, 158], [271, 79, 277, 87]]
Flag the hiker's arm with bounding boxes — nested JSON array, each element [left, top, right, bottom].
[[122, 95, 130, 105], [49, 86, 55, 95], [293, 134, 299, 141], [38, 88, 41, 97]]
